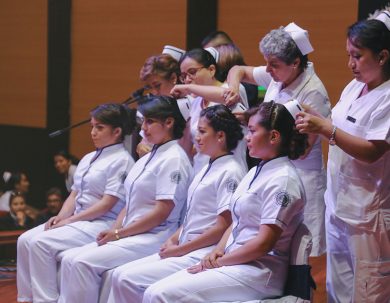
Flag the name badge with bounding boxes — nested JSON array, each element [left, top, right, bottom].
[[346, 116, 356, 123]]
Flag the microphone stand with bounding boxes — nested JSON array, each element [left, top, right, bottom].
[[48, 86, 149, 138]]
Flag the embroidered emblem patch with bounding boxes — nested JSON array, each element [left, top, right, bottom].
[[170, 170, 182, 184], [275, 191, 290, 207], [225, 178, 238, 193]]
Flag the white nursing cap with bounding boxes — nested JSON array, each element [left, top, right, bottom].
[[375, 11, 390, 31], [162, 45, 186, 62], [177, 97, 191, 121], [284, 22, 314, 55], [284, 99, 303, 120], [204, 47, 220, 63]]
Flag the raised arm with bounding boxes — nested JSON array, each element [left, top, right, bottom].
[[296, 109, 390, 163], [171, 84, 228, 103]]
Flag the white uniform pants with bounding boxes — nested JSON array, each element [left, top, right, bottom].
[[140, 267, 265, 303], [59, 230, 173, 303], [326, 210, 390, 303], [109, 247, 212, 303], [16, 222, 107, 303], [296, 168, 326, 256]]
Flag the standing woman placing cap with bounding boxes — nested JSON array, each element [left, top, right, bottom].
[[227, 22, 331, 256], [17, 103, 137, 303], [171, 48, 249, 174], [58, 95, 192, 303], [296, 9, 390, 302], [133, 100, 307, 302]]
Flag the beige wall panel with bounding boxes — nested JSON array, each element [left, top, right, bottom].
[[0, 0, 47, 128], [218, 0, 358, 106], [70, 0, 187, 157]]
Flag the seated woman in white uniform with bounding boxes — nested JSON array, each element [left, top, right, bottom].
[[296, 10, 390, 302], [57, 95, 193, 303], [16, 103, 137, 303], [128, 100, 308, 303], [226, 22, 331, 256], [171, 48, 249, 175], [108, 104, 247, 303]]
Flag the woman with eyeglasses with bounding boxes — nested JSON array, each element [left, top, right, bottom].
[[171, 48, 249, 174], [17, 103, 136, 303], [57, 95, 192, 303]]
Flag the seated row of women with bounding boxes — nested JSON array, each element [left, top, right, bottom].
[[17, 95, 307, 303], [17, 9, 390, 302]]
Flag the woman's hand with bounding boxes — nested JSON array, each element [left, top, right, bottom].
[[136, 139, 153, 158], [49, 217, 72, 229], [170, 85, 190, 99], [44, 215, 67, 230], [15, 211, 26, 226], [96, 228, 117, 246], [223, 88, 240, 107], [295, 104, 331, 136], [201, 248, 224, 269], [159, 244, 184, 259], [187, 262, 204, 274]]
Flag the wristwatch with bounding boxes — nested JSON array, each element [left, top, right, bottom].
[[114, 229, 120, 240], [329, 125, 337, 146]]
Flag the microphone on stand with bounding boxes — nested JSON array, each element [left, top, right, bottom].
[[48, 86, 150, 138]]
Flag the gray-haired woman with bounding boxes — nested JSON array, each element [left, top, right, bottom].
[[227, 22, 331, 256]]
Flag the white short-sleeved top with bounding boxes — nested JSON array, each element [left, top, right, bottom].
[[225, 157, 305, 259], [253, 62, 331, 170], [122, 140, 192, 232], [178, 154, 246, 244], [71, 143, 134, 220], [326, 79, 390, 229], [189, 83, 248, 174], [0, 191, 12, 212]]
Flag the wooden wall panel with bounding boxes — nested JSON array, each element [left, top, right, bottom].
[[0, 0, 47, 128], [69, 0, 187, 157], [218, 0, 358, 107]]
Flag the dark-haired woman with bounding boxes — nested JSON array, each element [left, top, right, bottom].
[[108, 104, 246, 303], [297, 10, 390, 302], [53, 150, 78, 193], [227, 23, 331, 256], [58, 96, 192, 303], [0, 192, 34, 230], [126, 100, 308, 302], [0, 171, 30, 212], [171, 48, 249, 174], [17, 103, 136, 303]]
